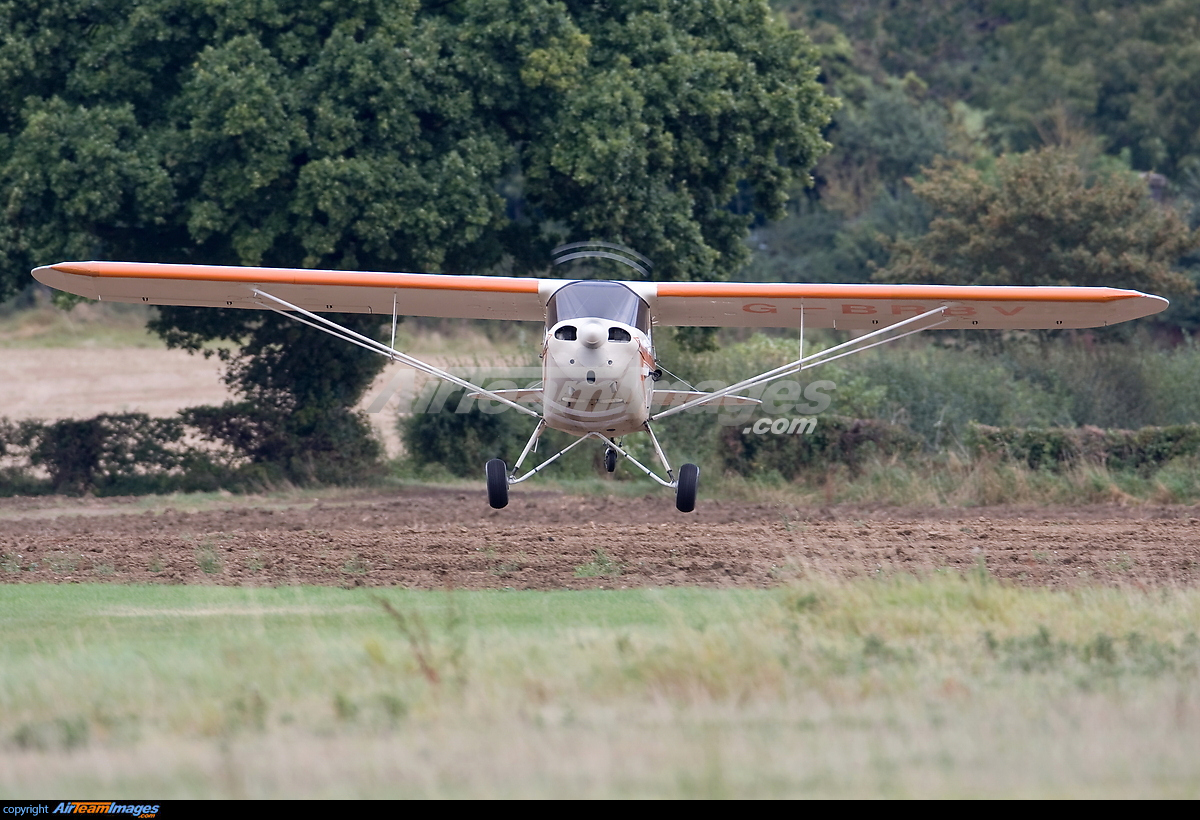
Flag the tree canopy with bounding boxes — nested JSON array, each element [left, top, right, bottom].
[[0, 0, 835, 301], [875, 147, 1198, 298], [749, 1, 1200, 310]]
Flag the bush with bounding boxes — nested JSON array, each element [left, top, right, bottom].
[[719, 415, 922, 480], [3, 414, 178, 495], [16, 414, 201, 494], [182, 401, 382, 486], [966, 423, 1200, 473], [402, 388, 537, 478], [0, 404, 385, 497]]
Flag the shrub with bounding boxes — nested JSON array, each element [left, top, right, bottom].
[[0, 406, 382, 497], [720, 415, 922, 480], [402, 388, 535, 478], [966, 423, 1200, 473], [183, 401, 382, 486], [15, 414, 197, 495]]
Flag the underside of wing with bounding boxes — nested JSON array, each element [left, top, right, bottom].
[[652, 282, 1169, 330], [32, 261, 548, 323]]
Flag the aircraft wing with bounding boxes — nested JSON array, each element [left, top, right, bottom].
[[651, 282, 1168, 330], [34, 261, 1168, 330], [33, 261, 547, 322]]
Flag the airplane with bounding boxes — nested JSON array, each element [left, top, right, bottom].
[[33, 243, 1168, 512]]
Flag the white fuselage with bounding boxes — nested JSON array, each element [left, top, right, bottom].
[[541, 318, 655, 437]]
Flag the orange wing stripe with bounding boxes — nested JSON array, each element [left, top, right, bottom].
[[656, 282, 1143, 303], [48, 262, 541, 294]]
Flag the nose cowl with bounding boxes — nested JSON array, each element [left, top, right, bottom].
[[579, 321, 605, 349]]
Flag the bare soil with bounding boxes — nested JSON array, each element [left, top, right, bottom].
[[1, 489, 1197, 588]]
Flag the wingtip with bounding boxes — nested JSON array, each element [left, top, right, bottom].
[[30, 263, 61, 285], [45, 261, 100, 275], [32, 261, 93, 278]]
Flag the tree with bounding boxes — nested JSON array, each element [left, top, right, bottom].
[[773, 0, 996, 99], [975, 0, 1200, 178], [874, 147, 1198, 299], [0, 0, 835, 478], [744, 76, 949, 285], [1, 0, 834, 287]]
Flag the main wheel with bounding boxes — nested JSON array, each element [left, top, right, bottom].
[[675, 463, 699, 513], [604, 448, 617, 473], [485, 458, 509, 509]]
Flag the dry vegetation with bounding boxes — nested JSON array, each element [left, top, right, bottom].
[[1, 576, 1197, 798]]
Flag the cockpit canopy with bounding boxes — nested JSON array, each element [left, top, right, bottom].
[[545, 281, 651, 334]]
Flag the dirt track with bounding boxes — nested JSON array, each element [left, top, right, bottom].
[[1, 489, 1198, 588]]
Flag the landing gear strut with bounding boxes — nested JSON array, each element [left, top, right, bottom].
[[495, 422, 695, 511]]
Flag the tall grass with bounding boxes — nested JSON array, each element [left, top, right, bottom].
[[1, 581, 1197, 797], [705, 451, 1200, 507]]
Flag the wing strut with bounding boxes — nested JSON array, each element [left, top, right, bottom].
[[251, 288, 541, 418], [653, 304, 950, 421], [389, 292, 398, 352]]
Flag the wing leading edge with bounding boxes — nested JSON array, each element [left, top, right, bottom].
[[33, 261, 1168, 331]]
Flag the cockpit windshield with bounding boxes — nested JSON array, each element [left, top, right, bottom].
[[546, 281, 650, 332]]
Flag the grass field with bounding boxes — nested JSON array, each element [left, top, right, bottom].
[[2, 577, 1198, 798]]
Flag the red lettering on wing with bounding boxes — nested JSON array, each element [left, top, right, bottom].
[[743, 303, 778, 314], [842, 304, 876, 315], [993, 305, 1025, 316], [944, 306, 977, 317], [890, 304, 927, 315]]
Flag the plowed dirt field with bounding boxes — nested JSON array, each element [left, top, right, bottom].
[[2, 490, 1197, 588]]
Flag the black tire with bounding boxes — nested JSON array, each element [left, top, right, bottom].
[[485, 458, 509, 509], [604, 448, 617, 473], [675, 463, 699, 513]]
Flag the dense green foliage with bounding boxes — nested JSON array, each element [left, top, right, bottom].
[[878, 147, 1197, 296], [0, 0, 834, 479], [779, 0, 1200, 177], [977, 0, 1200, 177], [755, 0, 1200, 307], [966, 423, 1200, 474], [718, 415, 921, 480], [0, 0, 833, 292], [403, 388, 539, 478]]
